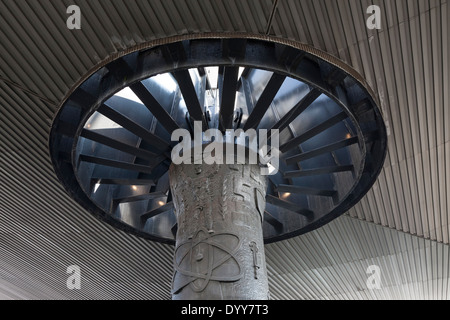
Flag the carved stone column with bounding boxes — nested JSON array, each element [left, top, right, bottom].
[[169, 161, 269, 300]]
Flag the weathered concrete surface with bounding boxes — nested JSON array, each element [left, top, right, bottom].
[[170, 162, 269, 300]]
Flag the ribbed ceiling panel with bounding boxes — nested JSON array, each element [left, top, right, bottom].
[[266, 215, 450, 300], [0, 0, 274, 106], [0, 0, 449, 299], [272, 0, 450, 244]]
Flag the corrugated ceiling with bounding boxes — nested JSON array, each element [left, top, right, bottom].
[[0, 0, 449, 299]]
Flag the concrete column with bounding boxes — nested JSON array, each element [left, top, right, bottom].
[[169, 161, 269, 300]]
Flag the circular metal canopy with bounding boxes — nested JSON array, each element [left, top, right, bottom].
[[49, 37, 387, 244]]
